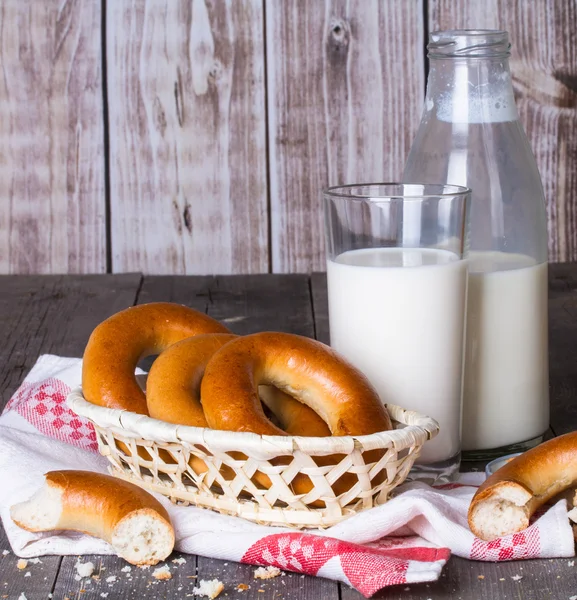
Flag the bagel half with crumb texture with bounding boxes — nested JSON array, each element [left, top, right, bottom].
[[11, 471, 174, 565], [468, 431, 577, 541], [82, 302, 230, 415]]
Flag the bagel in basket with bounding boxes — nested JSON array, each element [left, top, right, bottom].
[[82, 302, 230, 415], [201, 331, 392, 436], [199, 331, 393, 499]]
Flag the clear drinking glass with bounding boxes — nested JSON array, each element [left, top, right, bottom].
[[324, 183, 470, 481], [403, 30, 549, 460]]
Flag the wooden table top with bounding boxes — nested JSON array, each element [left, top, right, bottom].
[[1, 267, 576, 600]]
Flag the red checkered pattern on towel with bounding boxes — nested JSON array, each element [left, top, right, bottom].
[[4, 378, 98, 452], [470, 528, 540, 561], [242, 533, 450, 597]]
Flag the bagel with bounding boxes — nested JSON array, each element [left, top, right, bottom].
[[468, 432, 577, 540], [11, 471, 174, 565], [200, 332, 391, 500], [82, 302, 230, 414], [201, 332, 392, 436]]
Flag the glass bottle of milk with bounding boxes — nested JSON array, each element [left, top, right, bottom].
[[403, 30, 549, 459]]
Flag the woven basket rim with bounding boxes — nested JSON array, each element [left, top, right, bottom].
[[67, 387, 439, 453]]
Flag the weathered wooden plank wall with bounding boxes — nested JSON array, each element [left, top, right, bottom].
[[429, 0, 577, 270], [0, 0, 575, 274], [107, 0, 268, 274], [0, 0, 105, 274]]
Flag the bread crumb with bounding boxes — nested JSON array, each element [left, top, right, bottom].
[[1, 551, 8, 556], [120, 566, 132, 573], [569, 560, 575, 567], [75, 561, 95, 579], [477, 575, 484, 580], [18, 594, 27, 600], [257, 590, 265, 594], [16, 559, 27, 570], [100, 594, 109, 599], [237, 584, 249, 591], [152, 565, 172, 580], [254, 566, 281, 580], [24, 572, 31, 578], [28, 558, 41, 564], [499, 578, 505, 581], [511, 575, 523, 581], [172, 557, 187, 565], [192, 578, 224, 599], [105, 575, 117, 583]]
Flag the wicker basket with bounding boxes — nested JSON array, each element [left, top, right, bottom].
[[67, 389, 439, 528]]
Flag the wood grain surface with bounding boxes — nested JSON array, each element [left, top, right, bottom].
[[429, 0, 577, 263], [0, 274, 141, 404], [107, 0, 268, 275], [266, 0, 425, 273], [0, 0, 105, 274]]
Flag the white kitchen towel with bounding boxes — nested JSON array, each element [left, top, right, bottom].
[[0, 355, 574, 598]]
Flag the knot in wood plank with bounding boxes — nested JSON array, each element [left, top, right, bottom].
[[327, 17, 350, 54]]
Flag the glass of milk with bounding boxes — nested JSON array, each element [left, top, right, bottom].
[[324, 183, 470, 482]]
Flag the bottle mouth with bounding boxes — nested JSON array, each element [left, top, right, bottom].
[[428, 29, 511, 58]]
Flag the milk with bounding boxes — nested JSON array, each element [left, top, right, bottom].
[[462, 253, 549, 451], [327, 247, 468, 464]]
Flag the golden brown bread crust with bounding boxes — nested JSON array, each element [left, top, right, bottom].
[[201, 331, 392, 436], [468, 432, 577, 540], [82, 302, 230, 414], [146, 333, 238, 425], [12, 471, 175, 565]]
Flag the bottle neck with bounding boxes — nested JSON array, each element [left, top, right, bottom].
[[425, 57, 518, 125]]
